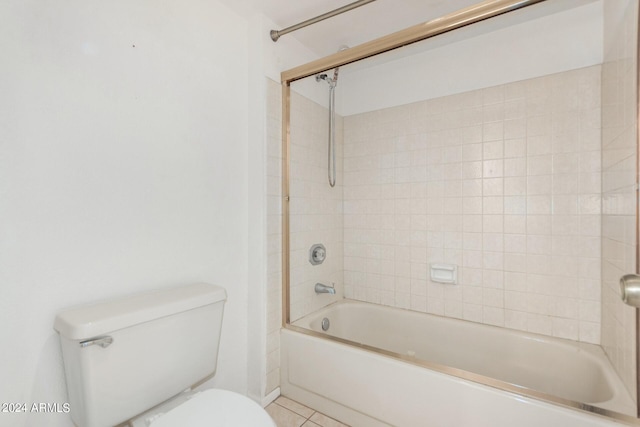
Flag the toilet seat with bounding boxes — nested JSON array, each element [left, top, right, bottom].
[[138, 389, 275, 427]]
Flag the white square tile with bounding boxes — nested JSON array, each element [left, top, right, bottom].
[[463, 303, 483, 322], [579, 321, 600, 344], [504, 118, 526, 139], [505, 310, 528, 331], [463, 250, 483, 268], [463, 161, 483, 179], [553, 153, 580, 174], [483, 178, 504, 196], [527, 175, 551, 195], [483, 215, 504, 233], [505, 291, 528, 311], [553, 174, 578, 195], [504, 177, 527, 196], [483, 159, 504, 178], [463, 179, 482, 197], [463, 197, 483, 215], [463, 143, 483, 161], [504, 196, 526, 215], [483, 141, 504, 160], [527, 196, 551, 215], [483, 306, 505, 326], [504, 234, 527, 253], [504, 215, 526, 234], [483, 196, 504, 214], [578, 173, 600, 194], [483, 233, 504, 252], [527, 115, 551, 136], [504, 138, 526, 158], [526, 215, 551, 235], [527, 155, 553, 176], [504, 158, 526, 177], [504, 271, 527, 290], [483, 288, 504, 308], [527, 313, 553, 336], [552, 317, 579, 340], [527, 135, 552, 156], [463, 215, 483, 232], [552, 195, 578, 215], [482, 269, 504, 288]]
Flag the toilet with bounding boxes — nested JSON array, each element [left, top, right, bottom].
[[54, 283, 275, 427]]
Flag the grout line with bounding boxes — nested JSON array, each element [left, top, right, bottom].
[[273, 399, 317, 426]]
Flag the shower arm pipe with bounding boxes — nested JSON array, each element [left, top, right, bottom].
[[270, 0, 377, 42], [281, 0, 545, 83]]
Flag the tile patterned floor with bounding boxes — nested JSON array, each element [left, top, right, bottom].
[[266, 396, 350, 427]]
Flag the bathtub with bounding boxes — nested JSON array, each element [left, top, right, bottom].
[[281, 300, 637, 427]]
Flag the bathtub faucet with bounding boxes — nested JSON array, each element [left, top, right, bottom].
[[315, 282, 336, 295]]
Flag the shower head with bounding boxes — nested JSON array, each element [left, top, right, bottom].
[[315, 45, 350, 87], [332, 45, 349, 82]]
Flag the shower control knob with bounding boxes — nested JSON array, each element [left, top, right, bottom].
[[309, 244, 326, 265], [620, 274, 640, 307]]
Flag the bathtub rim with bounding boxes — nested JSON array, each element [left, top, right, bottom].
[[284, 301, 640, 426]]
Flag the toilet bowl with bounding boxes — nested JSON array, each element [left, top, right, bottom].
[[54, 283, 274, 427], [130, 389, 275, 427]]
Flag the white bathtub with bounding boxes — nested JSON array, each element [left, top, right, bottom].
[[281, 300, 636, 427]]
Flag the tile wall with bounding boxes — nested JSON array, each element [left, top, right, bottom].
[[342, 66, 603, 344], [601, 0, 638, 401], [265, 79, 344, 396], [288, 89, 344, 322]]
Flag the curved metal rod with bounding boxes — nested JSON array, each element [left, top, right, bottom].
[[271, 0, 377, 42]]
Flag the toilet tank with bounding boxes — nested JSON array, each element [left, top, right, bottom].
[[54, 283, 227, 427]]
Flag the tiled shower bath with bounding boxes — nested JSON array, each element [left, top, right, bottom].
[[267, 0, 639, 413]]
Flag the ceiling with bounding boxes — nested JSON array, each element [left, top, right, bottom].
[[221, 0, 482, 57]]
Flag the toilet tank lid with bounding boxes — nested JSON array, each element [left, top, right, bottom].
[[54, 283, 227, 340]]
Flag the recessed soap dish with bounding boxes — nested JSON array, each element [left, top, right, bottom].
[[430, 264, 457, 285]]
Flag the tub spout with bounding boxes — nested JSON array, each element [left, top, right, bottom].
[[315, 282, 336, 295]]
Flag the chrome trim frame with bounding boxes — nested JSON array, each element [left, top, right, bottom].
[[635, 0, 640, 417]]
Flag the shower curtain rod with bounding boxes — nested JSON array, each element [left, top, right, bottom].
[[270, 0, 377, 42]]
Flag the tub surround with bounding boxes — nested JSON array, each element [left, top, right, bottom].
[[342, 65, 603, 345], [288, 89, 345, 323]]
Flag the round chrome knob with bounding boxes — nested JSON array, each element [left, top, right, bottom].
[[620, 274, 640, 307]]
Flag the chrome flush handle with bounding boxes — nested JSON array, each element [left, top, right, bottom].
[[79, 336, 113, 349]]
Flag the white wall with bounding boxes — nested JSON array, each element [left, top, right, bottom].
[[339, 0, 604, 116], [0, 1, 250, 426], [259, 14, 330, 109], [244, 12, 325, 403]]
